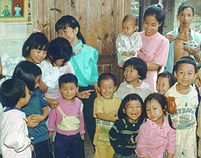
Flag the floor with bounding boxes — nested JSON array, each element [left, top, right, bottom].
[[84, 132, 94, 158]]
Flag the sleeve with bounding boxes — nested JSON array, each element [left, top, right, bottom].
[[4, 118, 31, 152], [135, 124, 149, 157], [48, 108, 57, 131], [90, 48, 99, 83], [167, 127, 176, 154], [116, 34, 125, 64], [153, 37, 170, 66], [66, 62, 75, 74], [79, 102, 85, 134], [93, 97, 103, 118], [130, 33, 142, 52]]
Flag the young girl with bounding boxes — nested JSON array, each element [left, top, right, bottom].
[[12, 61, 53, 158], [116, 14, 142, 67], [156, 71, 176, 95], [137, 3, 169, 90], [48, 73, 85, 158], [55, 15, 99, 143], [109, 94, 144, 158], [115, 57, 153, 101], [93, 73, 121, 158], [136, 93, 176, 158]]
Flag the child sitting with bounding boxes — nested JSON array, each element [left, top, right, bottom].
[[93, 73, 121, 158], [116, 14, 142, 67], [136, 93, 176, 158], [156, 71, 176, 95], [109, 94, 145, 158], [165, 56, 198, 157], [115, 57, 153, 101], [48, 73, 85, 158], [0, 78, 32, 158]]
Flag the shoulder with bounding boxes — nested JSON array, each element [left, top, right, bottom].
[[83, 44, 98, 54]]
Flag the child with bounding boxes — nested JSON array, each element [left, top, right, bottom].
[[137, 3, 169, 89], [93, 73, 121, 158], [116, 14, 142, 67], [0, 78, 32, 158], [55, 15, 99, 143], [48, 73, 85, 158], [136, 93, 176, 158], [109, 94, 145, 158], [115, 57, 153, 101], [165, 56, 198, 157], [12, 61, 53, 158], [156, 71, 176, 95]]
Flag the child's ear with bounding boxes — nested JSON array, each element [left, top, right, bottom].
[[74, 27, 79, 35], [76, 87, 79, 93], [174, 71, 177, 79], [97, 87, 101, 94], [194, 73, 198, 81]]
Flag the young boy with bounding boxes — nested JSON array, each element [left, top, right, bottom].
[[165, 56, 198, 158], [0, 78, 32, 158], [156, 71, 176, 95], [115, 57, 153, 101], [116, 14, 142, 67], [48, 73, 85, 158], [93, 73, 121, 158]]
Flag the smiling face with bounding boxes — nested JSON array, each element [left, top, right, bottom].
[[146, 99, 164, 126], [124, 100, 142, 123], [124, 66, 139, 83], [98, 78, 116, 99], [60, 82, 78, 101], [156, 77, 171, 95], [122, 19, 137, 36], [27, 49, 47, 64], [143, 14, 160, 36], [177, 7, 194, 29]]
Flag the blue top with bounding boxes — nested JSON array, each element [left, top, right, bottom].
[[21, 88, 49, 144], [70, 40, 99, 87], [165, 29, 201, 73]]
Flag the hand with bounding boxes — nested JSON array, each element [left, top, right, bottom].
[[184, 46, 200, 62], [166, 34, 177, 42], [47, 98, 59, 108], [77, 90, 94, 99], [27, 116, 40, 128], [29, 144, 34, 151], [27, 114, 45, 127], [48, 131, 54, 143], [122, 51, 130, 57], [80, 134, 84, 140], [129, 51, 136, 56]]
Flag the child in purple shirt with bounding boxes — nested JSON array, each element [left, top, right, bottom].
[[48, 73, 85, 158], [136, 93, 176, 158]]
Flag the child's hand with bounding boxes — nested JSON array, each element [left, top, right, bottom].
[[77, 90, 94, 99], [80, 134, 84, 140], [184, 46, 200, 62], [27, 116, 39, 127], [165, 34, 177, 42], [129, 51, 136, 56], [122, 51, 130, 57], [28, 114, 45, 124], [29, 144, 34, 151], [48, 131, 54, 143], [47, 98, 59, 108]]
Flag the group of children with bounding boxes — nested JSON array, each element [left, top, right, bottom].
[[0, 2, 201, 158]]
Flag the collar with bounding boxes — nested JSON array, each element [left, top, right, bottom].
[[73, 40, 84, 54], [4, 107, 20, 112]]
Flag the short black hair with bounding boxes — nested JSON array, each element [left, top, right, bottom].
[[22, 32, 49, 57], [98, 72, 117, 87], [122, 14, 138, 26], [1, 78, 26, 107], [13, 61, 42, 91], [48, 37, 73, 66], [157, 71, 176, 87], [123, 57, 147, 80], [178, 2, 194, 16], [174, 56, 197, 73], [59, 73, 78, 88]]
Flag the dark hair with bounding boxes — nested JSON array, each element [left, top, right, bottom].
[[174, 56, 197, 73], [0, 78, 26, 107], [178, 2, 194, 16], [48, 37, 73, 66], [144, 93, 174, 129], [122, 14, 138, 26], [22, 32, 49, 57], [157, 71, 176, 87], [12, 61, 42, 91], [55, 15, 86, 44], [123, 57, 147, 80], [59, 73, 78, 88], [118, 94, 144, 120], [98, 72, 117, 87], [144, 3, 165, 34]]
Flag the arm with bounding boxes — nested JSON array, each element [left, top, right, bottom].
[[96, 113, 118, 122], [146, 62, 160, 71], [167, 127, 176, 158], [79, 103, 85, 139], [39, 79, 48, 94]]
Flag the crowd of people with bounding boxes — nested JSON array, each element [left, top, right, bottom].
[[0, 1, 201, 158]]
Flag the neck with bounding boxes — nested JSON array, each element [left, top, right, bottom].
[[71, 37, 79, 47], [176, 84, 190, 95], [129, 79, 141, 87], [179, 27, 190, 33], [62, 97, 75, 102]]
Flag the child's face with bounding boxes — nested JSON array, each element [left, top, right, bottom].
[[20, 86, 30, 108], [174, 63, 196, 89], [58, 27, 78, 46], [124, 100, 142, 123], [53, 59, 65, 67], [156, 77, 170, 95], [146, 99, 164, 126], [28, 49, 47, 64], [143, 15, 160, 36], [98, 79, 116, 99], [122, 19, 137, 36], [60, 82, 78, 101], [124, 66, 138, 83]]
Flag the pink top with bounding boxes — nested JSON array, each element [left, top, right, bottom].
[[136, 118, 176, 158], [48, 97, 85, 135], [138, 31, 169, 89]]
